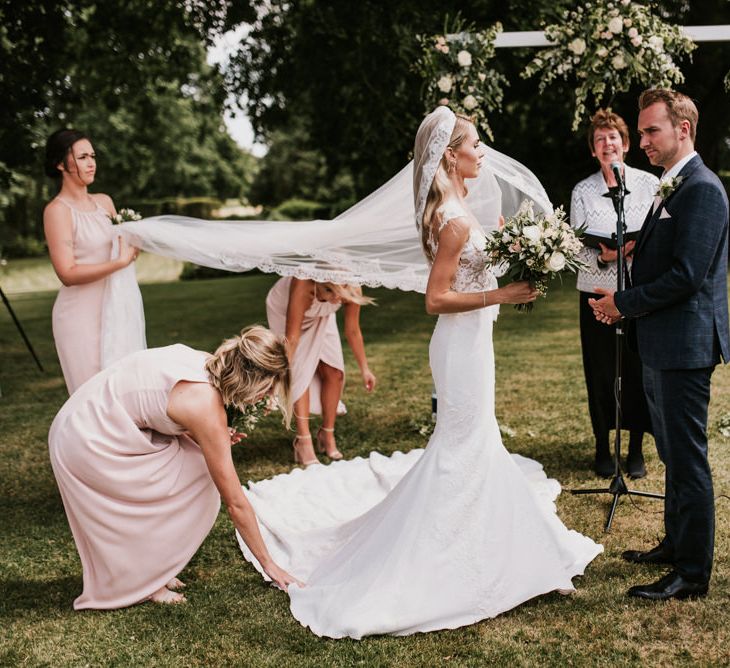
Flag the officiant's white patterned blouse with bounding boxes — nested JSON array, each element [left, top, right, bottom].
[[570, 165, 659, 293]]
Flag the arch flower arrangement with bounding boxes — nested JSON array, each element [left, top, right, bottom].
[[415, 18, 507, 141], [522, 1, 696, 130]]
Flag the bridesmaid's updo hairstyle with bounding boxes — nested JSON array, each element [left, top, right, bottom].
[[318, 282, 376, 306], [44, 128, 89, 179], [206, 325, 292, 428]]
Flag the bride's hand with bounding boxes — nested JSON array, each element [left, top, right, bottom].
[[498, 280, 539, 305], [264, 562, 304, 591]]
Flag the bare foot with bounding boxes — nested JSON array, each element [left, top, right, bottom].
[[149, 586, 186, 604], [166, 577, 186, 590]]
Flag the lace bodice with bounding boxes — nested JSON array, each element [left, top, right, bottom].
[[429, 200, 498, 294]]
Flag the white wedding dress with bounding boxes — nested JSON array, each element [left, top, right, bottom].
[[237, 199, 603, 639]]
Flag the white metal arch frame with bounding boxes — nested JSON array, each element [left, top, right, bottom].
[[494, 25, 730, 48]]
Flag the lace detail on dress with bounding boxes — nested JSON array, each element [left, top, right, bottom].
[[429, 201, 498, 295]]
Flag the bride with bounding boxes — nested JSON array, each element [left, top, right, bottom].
[[233, 107, 603, 638]]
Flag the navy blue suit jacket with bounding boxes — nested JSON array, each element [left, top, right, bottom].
[[615, 154, 730, 370]]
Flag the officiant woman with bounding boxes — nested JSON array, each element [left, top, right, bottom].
[[569, 109, 658, 479]]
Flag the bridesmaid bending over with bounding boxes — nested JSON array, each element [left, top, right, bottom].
[[43, 128, 142, 394], [266, 277, 376, 466], [49, 326, 301, 608]]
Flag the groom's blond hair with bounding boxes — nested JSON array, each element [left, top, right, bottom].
[[639, 89, 698, 142]]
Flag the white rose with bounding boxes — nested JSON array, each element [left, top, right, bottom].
[[608, 17, 624, 34], [478, 72, 487, 82], [628, 27, 638, 38], [631, 35, 643, 47], [457, 50, 472, 67], [547, 252, 566, 271], [596, 46, 608, 58], [522, 225, 542, 243], [624, 18, 632, 27], [612, 53, 627, 69], [568, 38, 586, 55], [463, 94, 478, 110], [648, 35, 664, 50], [437, 75, 453, 93]]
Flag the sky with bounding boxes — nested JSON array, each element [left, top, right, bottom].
[[207, 26, 268, 157]]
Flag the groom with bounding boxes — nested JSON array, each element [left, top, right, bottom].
[[590, 88, 729, 600]]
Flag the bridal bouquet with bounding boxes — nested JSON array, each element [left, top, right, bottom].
[[484, 201, 585, 311], [109, 208, 142, 225]]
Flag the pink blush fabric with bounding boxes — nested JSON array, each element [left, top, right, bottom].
[[48, 344, 221, 610], [266, 277, 345, 414], [51, 199, 115, 393]]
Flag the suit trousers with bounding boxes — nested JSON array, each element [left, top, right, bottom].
[[642, 364, 715, 583]]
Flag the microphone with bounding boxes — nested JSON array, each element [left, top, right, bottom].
[[611, 162, 624, 189]]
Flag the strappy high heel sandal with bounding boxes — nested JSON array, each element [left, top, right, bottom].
[[292, 434, 320, 467], [316, 427, 343, 461]]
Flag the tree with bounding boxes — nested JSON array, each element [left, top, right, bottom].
[[226, 0, 730, 209], [0, 0, 257, 242]]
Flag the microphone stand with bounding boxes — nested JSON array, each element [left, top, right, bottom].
[[571, 165, 663, 532]]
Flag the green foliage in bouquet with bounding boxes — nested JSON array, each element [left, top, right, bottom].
[[484, 202, 585, 312]]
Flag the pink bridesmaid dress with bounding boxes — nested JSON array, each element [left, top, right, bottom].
[[48, 344, 221, 610], [51, 197, 117, 393], [266, 276, 345, 414]]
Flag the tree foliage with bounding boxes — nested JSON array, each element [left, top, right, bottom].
[[227, 0, 730, 209], [0, 0, 256, 240]]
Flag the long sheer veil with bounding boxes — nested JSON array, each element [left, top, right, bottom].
[[119, 140, 551, 294]]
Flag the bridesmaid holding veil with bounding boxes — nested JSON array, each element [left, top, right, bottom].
[[43, 129, 145, 394]]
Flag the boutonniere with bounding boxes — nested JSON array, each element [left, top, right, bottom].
[[656, 176, 684, 201]]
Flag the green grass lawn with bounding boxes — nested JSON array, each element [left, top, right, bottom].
[[1, 273, 729, 666]]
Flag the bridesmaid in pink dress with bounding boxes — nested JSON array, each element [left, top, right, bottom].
[[266, 277, 376, 466], [49, 326, 301, 608], [43, 129, 142, 393]]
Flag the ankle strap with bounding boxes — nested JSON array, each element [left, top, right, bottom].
[[319, 427, 335, 432], [295, 434, 312, 440]]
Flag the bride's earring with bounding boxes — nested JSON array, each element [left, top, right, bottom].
[[447, 160, 456, 175]]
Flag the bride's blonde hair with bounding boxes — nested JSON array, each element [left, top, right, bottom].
[[421, 114, 474, 262], [205, 325, 292, 428]]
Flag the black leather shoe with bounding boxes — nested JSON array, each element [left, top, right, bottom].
[[622, 542, 674, 565], [594, 451, 614, 478], [626, 451, 646, 479], [627, 571, 708, 601]]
